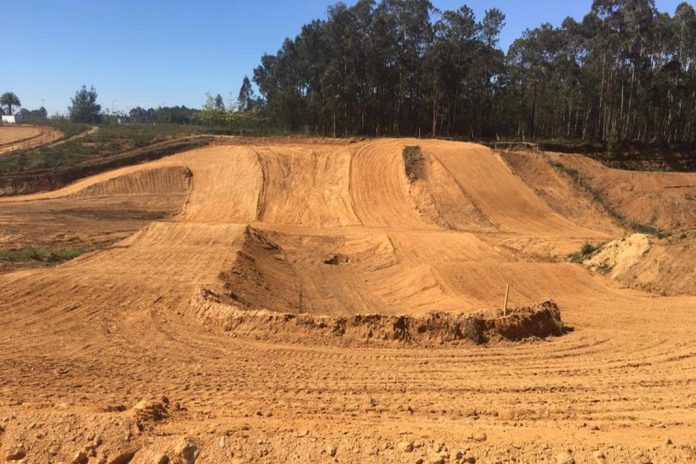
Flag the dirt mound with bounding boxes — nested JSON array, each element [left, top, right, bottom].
[[582, 233, 696, 295], [584, 234, 651, 276], [192, 289, 565, 345], [68, 166, 191, 198]]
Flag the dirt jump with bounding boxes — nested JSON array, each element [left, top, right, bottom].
[[0, 138, 695, 463]]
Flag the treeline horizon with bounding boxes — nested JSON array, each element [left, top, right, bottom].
[[251, 0, 696, 144]]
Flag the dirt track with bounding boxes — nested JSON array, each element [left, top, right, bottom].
[[0, 125, 63, 155], [1, 139, 695, 463]]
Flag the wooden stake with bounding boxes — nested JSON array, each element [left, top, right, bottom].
[[503, 283, 510, 316]]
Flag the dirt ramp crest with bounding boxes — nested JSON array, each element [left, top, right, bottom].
[[422, 140, 596, 236], [254, 144, 359, 226], [68, 166, 192, 197], [179, 146, 263, 223], [350, 140, 435, 229]]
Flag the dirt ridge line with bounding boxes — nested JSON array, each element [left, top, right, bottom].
[[43, 125, 99, 149], [0, 135, 214, 196], [191, 289, 566, 347]]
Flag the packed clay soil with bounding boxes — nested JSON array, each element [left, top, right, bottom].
[[0, 125, 63, 155], [1, 138, 695, 463], [548, 152, 696, 232]]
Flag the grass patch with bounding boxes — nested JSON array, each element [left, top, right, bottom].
[[548, 160, 664, 235], [403, 146, 426, 182], [595, 262, 612, 274], [40, 119, 91, 139], [568, 242, 601, 263], [0, 247, 95, 263]]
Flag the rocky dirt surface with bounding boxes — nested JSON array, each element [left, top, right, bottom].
[[1, 139, 695, 463]]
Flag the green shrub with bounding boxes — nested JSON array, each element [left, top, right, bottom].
[[569, 242, 600, 263], [0, 247, 93, 263]]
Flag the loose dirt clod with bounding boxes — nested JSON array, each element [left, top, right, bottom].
[[5, 446, 27, 461]]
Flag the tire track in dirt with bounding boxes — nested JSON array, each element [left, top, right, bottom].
[[0, 139, 695, 462]]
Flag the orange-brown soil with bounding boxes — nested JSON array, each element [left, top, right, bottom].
[[0, 139, 695, 463]]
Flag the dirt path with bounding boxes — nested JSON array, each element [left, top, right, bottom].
[[0, 125, 64, 155], [43, 125, 99, 149], [0, 139, 695, 463]]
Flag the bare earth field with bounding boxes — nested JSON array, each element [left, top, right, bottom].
[[0, 139, 695, 463], [0, 125, 63, 155]]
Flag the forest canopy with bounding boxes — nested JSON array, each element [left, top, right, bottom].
[[251, 0, 696, 144]]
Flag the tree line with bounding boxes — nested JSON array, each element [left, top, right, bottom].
[[251, 0, 696, 144]]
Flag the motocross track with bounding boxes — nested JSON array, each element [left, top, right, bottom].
[[0, 125, 63, 155], [1, 139, 695, 463]]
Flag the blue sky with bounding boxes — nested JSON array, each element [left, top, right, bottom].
[[6, 0, 684, 115]]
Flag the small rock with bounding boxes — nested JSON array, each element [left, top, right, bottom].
[[472, 432, 487, 442], [325, 445, 337, 457], [219, 436, 226, 448], [156, 455, 170, 464], [176, 437, 199, 464], [72, 451, 89, 464], [464, 457, 476, 464], [666, 437, 673, 445], [398, 441, 415, 453], [427, 454, 446, 464], [6, 445, 27, 461], [555, 450, 575, 464], [133, 397, 168, 424], [108, 449, 138, 464]]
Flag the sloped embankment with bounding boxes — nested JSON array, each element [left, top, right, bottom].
[[581, 233, 696, 295], [0, 136, 212, 196], [191, 288, 565, 346], [547, 152, 696, 232], [403, 145, 496, 232]]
